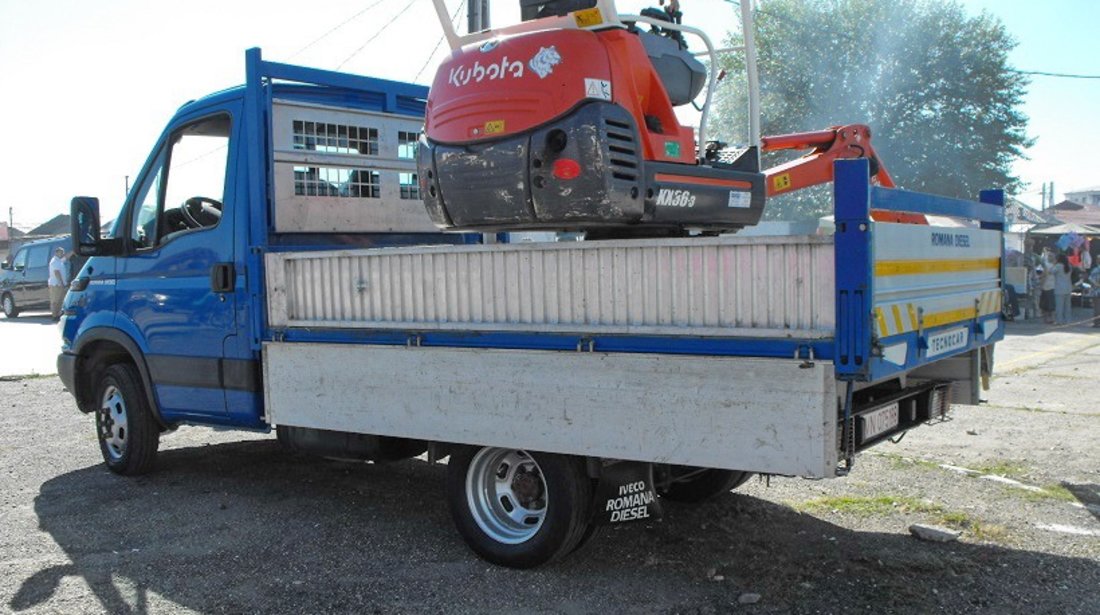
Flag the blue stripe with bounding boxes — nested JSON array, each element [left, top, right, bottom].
[[871, 186, 1005, 226]]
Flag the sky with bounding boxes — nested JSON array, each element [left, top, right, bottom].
[[0, 0, 1096, 228]]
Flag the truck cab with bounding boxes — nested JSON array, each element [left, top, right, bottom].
[[60, 90, 261, 428], [59, 61, 454, 431]]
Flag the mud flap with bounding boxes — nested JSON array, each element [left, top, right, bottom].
[[591, 461, 662, 525]]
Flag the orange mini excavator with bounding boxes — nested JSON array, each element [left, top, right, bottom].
[[417, 0, 904, 237]]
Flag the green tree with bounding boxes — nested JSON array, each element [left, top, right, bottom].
[[712, 0, 1032, 221]]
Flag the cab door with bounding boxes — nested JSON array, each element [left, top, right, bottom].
[[116, 105, 241, 423]]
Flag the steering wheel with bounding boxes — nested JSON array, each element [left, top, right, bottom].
[[180, 196, 223, 229]]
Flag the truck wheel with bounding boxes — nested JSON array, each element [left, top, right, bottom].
[[96, 363, 160, 475], [660, 469, 753, 503], [447, 446, 594, 568], [1, 293, 18, 318]]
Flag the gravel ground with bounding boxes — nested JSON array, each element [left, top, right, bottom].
[[1, 321, 1098, 614]]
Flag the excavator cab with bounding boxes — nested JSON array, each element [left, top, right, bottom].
[[418, 0, 767, 237], [521, 0, 705, 106]]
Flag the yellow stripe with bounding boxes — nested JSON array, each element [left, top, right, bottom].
[[923, 307, 978, 329], [875, 257, 1000, 277], [908, 304, 919, 331], [875, 308, 889, 337], [891, 304, 905, 333]]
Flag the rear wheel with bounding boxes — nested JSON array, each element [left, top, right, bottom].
[[95, 363, 160, 475], [660, 468, 753, 503], [1, 293, 18, 318], [447, 446, 595, 568]]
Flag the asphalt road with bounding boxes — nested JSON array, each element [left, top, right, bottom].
[[1, 314, 1098, 614]]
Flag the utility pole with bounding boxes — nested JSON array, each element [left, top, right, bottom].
[[468, 0, 490, 33], [1041, 182, 1047, 210], [7, 207, 11, 231], [125, 175, 130, 198]]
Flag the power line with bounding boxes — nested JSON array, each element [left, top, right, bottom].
[[335, 0, 419, 70], [288, 0, 394, 60], [414, 0, 466, 82], [1010, 69, 1100, 80]]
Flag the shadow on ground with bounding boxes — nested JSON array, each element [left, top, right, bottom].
[[1064, 483, 1100, 523], [14, 441, 1100, 614]]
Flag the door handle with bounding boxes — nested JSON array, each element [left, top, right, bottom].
[[211, 263, 235, 293]]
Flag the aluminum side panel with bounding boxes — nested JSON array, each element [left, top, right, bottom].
[[270, 100, 438, 234], [263, 342, 839, 478], [265, 235, 835, 338], [871, 223, 1002, 339]]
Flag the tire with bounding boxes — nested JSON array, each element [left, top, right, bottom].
[[660, 468, 753, 503], [1, 293, 18, 318], [95, 363, 160, 475], [447, 446, 595, 568]]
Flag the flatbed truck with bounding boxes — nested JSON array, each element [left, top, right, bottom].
[[60, 49, 1005, 568]]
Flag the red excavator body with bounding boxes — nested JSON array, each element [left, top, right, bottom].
[[418, 7, 767, 237]]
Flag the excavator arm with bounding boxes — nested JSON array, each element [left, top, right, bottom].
[[760, 124, 924, 223]]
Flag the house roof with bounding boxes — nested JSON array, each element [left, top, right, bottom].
[[1065, 185, 1100, 194], [1005, 198, 1055, 224], [26, 214, 70, 237], [1047, 200, 1100, 226]]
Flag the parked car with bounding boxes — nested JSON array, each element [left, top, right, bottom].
[[0, 236, 83, 318]]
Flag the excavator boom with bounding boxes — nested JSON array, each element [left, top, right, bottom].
[[761, 124, 894, 197], [760, 124, 924, 223]]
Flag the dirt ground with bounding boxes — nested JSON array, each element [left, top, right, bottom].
[[1, 317, 1098, 614]]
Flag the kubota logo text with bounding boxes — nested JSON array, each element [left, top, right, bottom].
[[448, 57, 524, 87]]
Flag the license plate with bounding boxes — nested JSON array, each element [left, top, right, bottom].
[[861, 402, 900, 442]]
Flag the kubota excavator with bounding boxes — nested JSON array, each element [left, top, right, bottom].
[[417, 0, 906, 237]]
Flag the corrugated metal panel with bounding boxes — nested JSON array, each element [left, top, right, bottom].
[[266, 235, 835, 338]]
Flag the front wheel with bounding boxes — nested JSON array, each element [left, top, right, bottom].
[[96, 363, 160, 475], [447, 447, 595, 568], [1, 293, 18, 318]]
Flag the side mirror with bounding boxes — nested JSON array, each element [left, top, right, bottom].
[[71, 196, 122, 256], [0, 261, 9, 271], [72, 196, 101, 256]]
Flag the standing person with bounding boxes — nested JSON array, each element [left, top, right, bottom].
[[1052, 253, 1073, 325], [1040, 263, 1056, 324], [48, 246, 71, 321], [1028, 265, 1042, 320], [1089, 263, 1100, 328]]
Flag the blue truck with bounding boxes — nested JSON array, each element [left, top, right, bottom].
[[59, 49, 1005, 568]]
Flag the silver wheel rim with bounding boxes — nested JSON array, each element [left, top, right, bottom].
[[466, 448, 548, 545], [2, 295, 12, 315], [99, 385, 128, 461]]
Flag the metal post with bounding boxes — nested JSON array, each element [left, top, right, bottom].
[[740, 0, 761, 148], [468, 0, 490, 33]]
